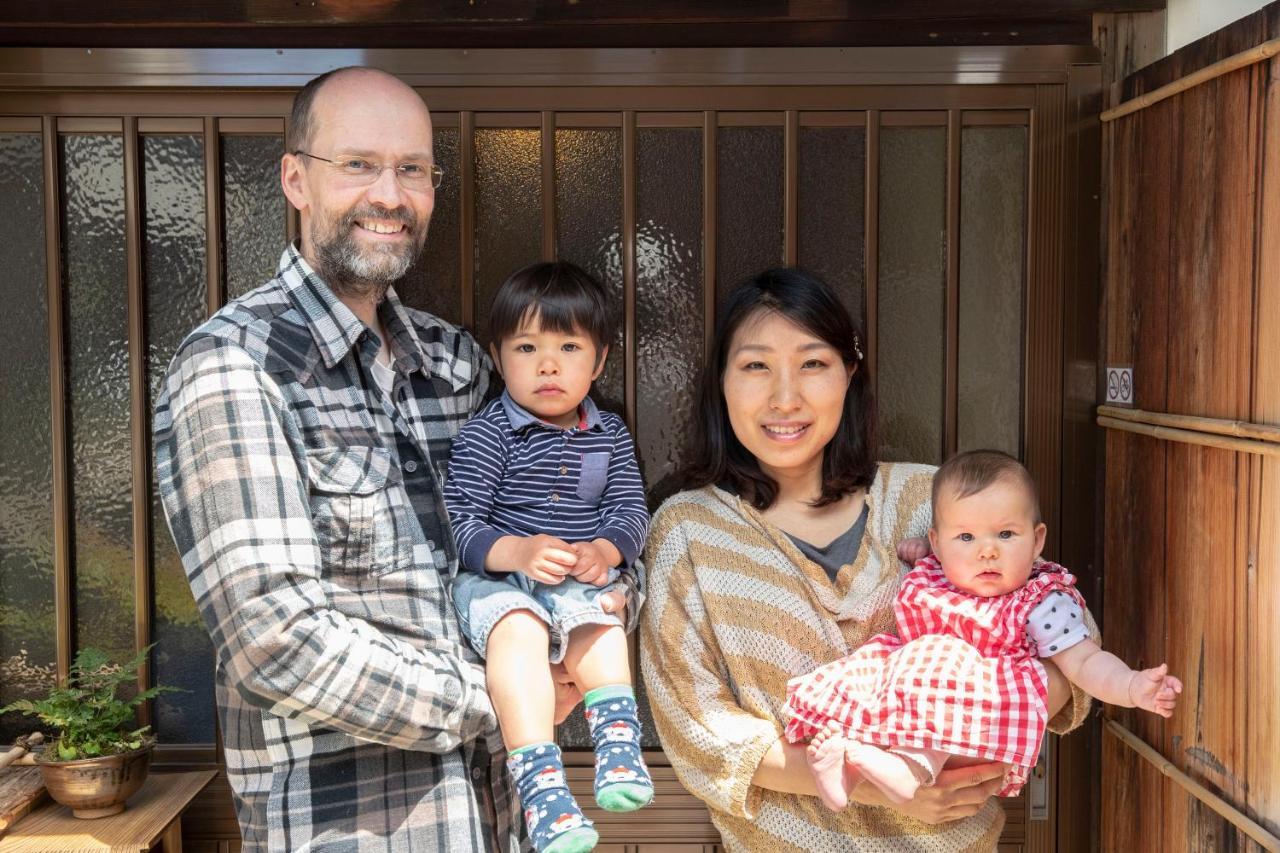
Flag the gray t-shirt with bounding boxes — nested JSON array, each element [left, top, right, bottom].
[[787, 503, 870, 581]]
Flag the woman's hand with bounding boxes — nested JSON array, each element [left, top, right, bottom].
[[855, 762, 1004, 824]]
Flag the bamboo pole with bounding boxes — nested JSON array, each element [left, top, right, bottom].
[[1105, 720, 1280, 851], [1097, 416, 1280, 458], [1098, 405, 1280, 444], [1101, 37, 1280, 122]]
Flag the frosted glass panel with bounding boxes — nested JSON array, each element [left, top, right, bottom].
[[60, 134, 134, 662], [959, 127, 1027, 457], [798, 126, 865, 323], [397, 127, 461, 326], [222, 135, 284, 301], [635, 127, 704, 748], [474, 128, 541, 345], [877, 126, 946, 464], [142, 135, 216, 743], [716, 126, 783, 311], [0, 133, 55, 743], [555, 128, 624, 416]]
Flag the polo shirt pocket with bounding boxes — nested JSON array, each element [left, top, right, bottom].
[[577, 451, 610, 505], [306, 445, 406, 577]]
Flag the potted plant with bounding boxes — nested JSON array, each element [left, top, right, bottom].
[[0, 646, 176, 819]]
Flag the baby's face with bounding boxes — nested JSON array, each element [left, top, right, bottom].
[[492, 314, 606, 429], [928, 478, 1047, 597]]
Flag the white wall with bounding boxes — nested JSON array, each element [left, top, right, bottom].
[[1166, 0, 1271, 53]]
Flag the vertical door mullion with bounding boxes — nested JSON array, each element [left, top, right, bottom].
[[784, 109, 799, 266], [622, 110, 637, 434], [283, 113, 299, 246], [460, 111, 476, 330], [702, 111, 717, 356], [123, 116, 153, 725], [865, 109, 880, 392], [42, 116, 72, 685], [203, 117, 223, 317], [945, 109, 961, 459], [541, 110, 556, 261]]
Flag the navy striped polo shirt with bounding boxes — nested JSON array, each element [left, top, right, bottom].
[[443, 390, 649, 575]]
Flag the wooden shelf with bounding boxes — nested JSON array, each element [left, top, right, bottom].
[[0, 770, 215, 852]]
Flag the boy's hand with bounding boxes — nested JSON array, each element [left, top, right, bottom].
[[514, 534, 577, 585], [896, 536, 931, 565], [1128, 663, 1183, 718], [569, 539, 619, 587]]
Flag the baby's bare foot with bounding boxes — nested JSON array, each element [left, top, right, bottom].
[[844, 740, 926, 805], [807, 722, 855, 811]]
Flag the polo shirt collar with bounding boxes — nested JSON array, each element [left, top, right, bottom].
[[500, 389, 603, 432]]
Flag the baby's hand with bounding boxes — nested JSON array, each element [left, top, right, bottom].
[[568, 540, 614, 587], [896, 536, 931, 566], [1128, 663, 1182, 718], [515, 534, 576, 585]]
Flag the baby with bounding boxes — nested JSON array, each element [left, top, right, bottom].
[[784, 449, 1182, 810], [444, 261, 652, 853]]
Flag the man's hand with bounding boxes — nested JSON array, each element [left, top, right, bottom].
[[864, 761, 1004, 824], [1128, 663, 1183, 718], [896, 536, 930, 566], [512, 534, 576, 585], [569, 539, 619, 587]]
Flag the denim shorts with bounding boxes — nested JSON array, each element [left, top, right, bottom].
[[451, 569, 622, 663]]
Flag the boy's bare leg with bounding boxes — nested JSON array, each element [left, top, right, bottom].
[[563, 622, 653, 812], [485, 609, 555, 749], [806, 721, 864, 811], [561, 622, 631, 691]]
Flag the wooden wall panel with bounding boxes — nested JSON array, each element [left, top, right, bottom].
[[1161, 444, 1244, 850], [1246, 52, 1280, 844], [1102, 6, 1280, 850], [1165, 68, 1258, 421], [1100, 430, 1167, 852], [1101, 61, 1169, 853]]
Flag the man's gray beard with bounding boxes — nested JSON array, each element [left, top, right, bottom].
[[311, 210, 421, 302]]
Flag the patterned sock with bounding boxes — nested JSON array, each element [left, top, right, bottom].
[[585, 685, 654, 812], [507, 742, 598, 853]]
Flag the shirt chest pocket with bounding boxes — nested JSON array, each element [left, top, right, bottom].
[[306, 445, 413, 577], [577, 451, 611, 505]]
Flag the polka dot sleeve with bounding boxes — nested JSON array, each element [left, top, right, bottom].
[[1025, 590, 1090, 657]]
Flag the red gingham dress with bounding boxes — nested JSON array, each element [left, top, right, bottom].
[[784, 556, 1086, 796]]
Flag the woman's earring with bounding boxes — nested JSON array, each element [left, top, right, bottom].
[[853, 335, 864, 362]]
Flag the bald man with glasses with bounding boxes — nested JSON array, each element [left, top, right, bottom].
[[154, 67, 632, 852]]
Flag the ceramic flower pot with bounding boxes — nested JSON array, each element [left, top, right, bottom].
[[35, 741, 153, 819]]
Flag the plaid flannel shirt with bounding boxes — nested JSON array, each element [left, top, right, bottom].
[[154, 245, 519, 852]]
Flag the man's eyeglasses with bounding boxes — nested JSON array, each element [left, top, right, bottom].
[[295, 151, 444, 190]]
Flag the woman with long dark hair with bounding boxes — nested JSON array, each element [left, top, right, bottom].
[[640, 269, 1089, 850]]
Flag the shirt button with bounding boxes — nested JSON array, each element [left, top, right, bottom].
[[403, 459, 418, 473], [471, 766, 483, 780], [550, 492, 560, 502], [426, 539, 436, 551], [559, 466, 568, 475]]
